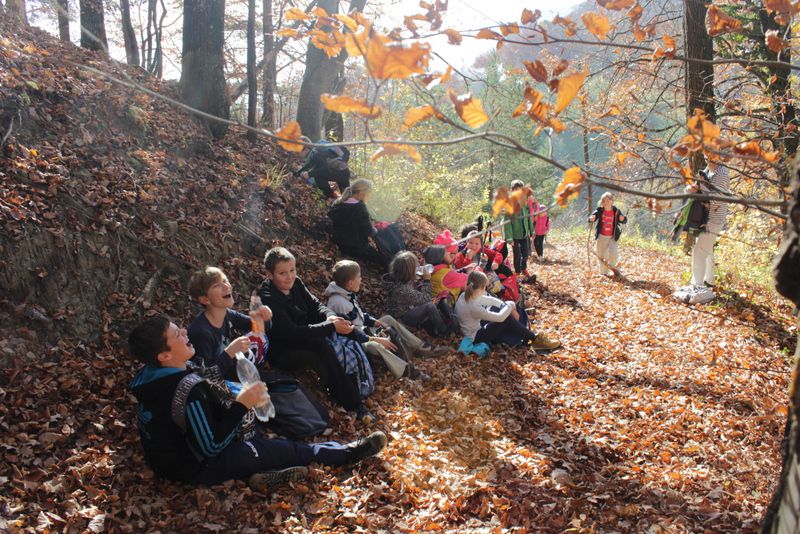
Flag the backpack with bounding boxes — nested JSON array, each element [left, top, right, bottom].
[[316, 141, 349, 172], [327, 333, 374, 398], [264, 377, 329, 439], [374, 222, 406, 263]]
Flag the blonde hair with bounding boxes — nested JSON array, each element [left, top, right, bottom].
[[598, 192, 613, 206], [336, 178, 372, 205], [465, 271, 488, 302], [389, 251, 418, 284]]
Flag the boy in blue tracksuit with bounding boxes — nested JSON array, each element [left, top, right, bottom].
[[129, 315, 386, 489]]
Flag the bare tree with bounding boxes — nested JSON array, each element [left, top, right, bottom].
[[261, 0, 276, 129], [682, 0, 715, 173], [246, 0, 257, 142], [121, 0, 140, 66], [57, 0, 70, 41], [80, 0, 108, 53], [6, 0, 28, 25]]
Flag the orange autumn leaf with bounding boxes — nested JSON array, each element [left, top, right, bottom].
[[582, 12, 611, 40], [553, 59, 570, 78], [628, 3, 643, 21], [370, 143, 422, 163], [402, 105, 439, 130], [276, 28, 302, 38], [554, 166, 586, 207], [765, 30, 789, 53], [309, 29, 345, 58], [320, 94, 382, 118], [599, 104, 622, 118], [274, 121, 304, 152], [615, 151, 634, 166], [444, 28, 463, 45], [500, 23, 520, 36], [765, 0, 800, 24], [345, 28, 369, 57], [521, 8, 541, 25], [733, 140, 780, 163], [448, 89, 490, 128], [597, 0, 635, 9], [705, 5, 742, 37], [333, 14, 359, 31], [523, 60, 548, 83], [555, 69, 587, 114], [440, 65, 453, 83], [549, 117, 566, 133], [476, 28, 503, 41], [285, 7, 311, 21], [553, 16, 578, 37], [364, 36, 431, 79], [632, 23, 646, 42], [652, 34, 676, 60], [492, 186, 532, 216], [311, 6, 329, 19]]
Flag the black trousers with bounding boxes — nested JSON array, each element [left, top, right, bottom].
[[192, 435, 352, 486], [313, 168, 351, 197], [338, 243, 388, 269], [474, 312, 536, 345], [532, 235, 545, 257], [270, 338, 362, 411], [512, 238, 530, 273]]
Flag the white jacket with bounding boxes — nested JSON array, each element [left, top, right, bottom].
[[454, 293, 514, 340]]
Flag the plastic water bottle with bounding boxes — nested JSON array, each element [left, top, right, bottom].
[[235, 351, 275, 422], [249, 291, 264, 334]]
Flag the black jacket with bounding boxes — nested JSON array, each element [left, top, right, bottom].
[[130, 365, 248, 482], [591, 206, 627, 241], [258, 277, 336, 354], [328, 201, 375, 251]]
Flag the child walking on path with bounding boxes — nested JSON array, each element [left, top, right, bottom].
[[503, 180, 534, 277], [454, 271, 561, 352], [588, 192, 627, 276], [529, 197, 550, 259]]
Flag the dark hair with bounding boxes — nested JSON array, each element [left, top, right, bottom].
[[332, 260, 361, 287], [264, 247, 295, 273], [128, 315, 171, 367], [389, 251, 418, 284], [188, 266, 225, 301], [459, 223, 478, 239], [511, 179, 524, 190]]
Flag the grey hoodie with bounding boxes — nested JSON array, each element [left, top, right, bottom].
[[323, 282, 377, 333]]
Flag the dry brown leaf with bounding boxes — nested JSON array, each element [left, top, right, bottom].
[[448, 89, 490, 128], [320, 94, 382, 118], [500, 23, 520, 36], [309, 29, 345, 58], [553, 16, 578, 37], [599, 104, 622, 118], [274, 121, 304, 152], [705, 5, 742, 37], [523, 60, 548, 83], [582, 12, 611, 40], [765, 29, 789, 53], [521, 8, 541, 25], [554, 166, 586, 206], [628, 3, 643, 21], [402, 105, 439, 130], [370, 143, 422, 163], [597, 0, 635, 9], [555, 69, 588, 114], [364, 35, 431, 80], [285, 7, 311, 21], [444, 28, 463, 45]]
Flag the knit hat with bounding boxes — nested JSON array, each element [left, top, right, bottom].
[[434, 230, 458, 253], [423, 245, 446, 265]]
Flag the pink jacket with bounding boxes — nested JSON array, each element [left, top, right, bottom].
[[528, 200, 550, 236]]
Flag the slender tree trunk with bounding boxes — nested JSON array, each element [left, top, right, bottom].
[[154, 0, 166, 77], [7, 0, 28, 25], [120, 0, 140, 66], [57, 0, 70, 41], [181, 0, 230, 139], [683, 0, 715, 173], [261, 0, 276, 129], [80, 0, 108, 53], [246, 0, 257, 142], [759, 7, 797, 192]]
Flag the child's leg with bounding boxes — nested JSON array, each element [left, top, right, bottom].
[[401, 302, 448, 337], [596, 237, 611, 274], [474, 315, 537, 345], [378, 315, 424, 351], [194, 435, 354, 485], [607, 238, 619, 268], [280, 340, 362, 411], [512, 239, 524, 273], [534, 235, 544, 257], [363, 340, 408, 378], [332, 169, 351, 194], [312, 170, 335, 197]]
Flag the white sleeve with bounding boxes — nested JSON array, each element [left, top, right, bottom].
[[473, 297, 512, 323]]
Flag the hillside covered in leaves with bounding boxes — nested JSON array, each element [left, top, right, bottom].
[[1, 16, 797, 533]]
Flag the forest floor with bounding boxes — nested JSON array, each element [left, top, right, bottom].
[[2, 234, 795, 533]]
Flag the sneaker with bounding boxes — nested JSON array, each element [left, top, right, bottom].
[[248, 466, 308, 491], [346, 431, 388, 463], [404, 364, 431, 382], [530, 333, 561, 352], [703, 281, 715, 289], [356, 405, 375, 424], [416, 342, 448, 357], [522, 270, 537, 284]]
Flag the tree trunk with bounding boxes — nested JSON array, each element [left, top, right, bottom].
[[120, 0, 140, 66], [261, 0, 276, 129], [683, 0, 715, 173], [80, 0, 108, 53], [759, 7, 797, 192], [6, 0, 28, 25], [296, 0, 366, 141], [180, 0, 230, 139], [246, 0, 257, 143], [154, 0, 166, 78], [761, 161, 800, 533], [56, 0, 70, 41]]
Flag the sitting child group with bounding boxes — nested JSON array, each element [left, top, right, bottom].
[[127, 177, 567, 492]]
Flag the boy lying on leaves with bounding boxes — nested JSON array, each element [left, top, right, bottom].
[[128, 315, 386, 490]]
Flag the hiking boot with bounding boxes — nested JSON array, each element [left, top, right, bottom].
[[404, 364, 431, 382], [248, 466, 308, 491], [530, 333, 561, 352], [416, 342, 448, 358], [356, 405, 375, 424], [346, 431, 388, 463], [522, 270, 537, 284]]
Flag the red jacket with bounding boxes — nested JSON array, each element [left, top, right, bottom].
[[454, 246, 502, 271]]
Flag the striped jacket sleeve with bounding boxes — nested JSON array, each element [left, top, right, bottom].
[[183, 382, 247, 459]]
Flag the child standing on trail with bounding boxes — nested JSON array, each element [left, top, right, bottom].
[[529, 197, 550, 260], [588, 192, 627, 276], [503, 180, 534, 278], [454, 271, 561, 352]]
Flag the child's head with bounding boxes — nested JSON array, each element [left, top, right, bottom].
[[332, 260, 362, 292], [465, 231, 483, 253], [459, 223, 478, 239], [389, 251, 419, 284], [339, 178, 373, 204], [423, 245, 450, 266], [510, 179, 524, 191], [264, 247, 297, 294], [599, 192, 613, 209], [128, 314, 195, 368], [465, 271, 489, 301], [188, 266, 233, 308]]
